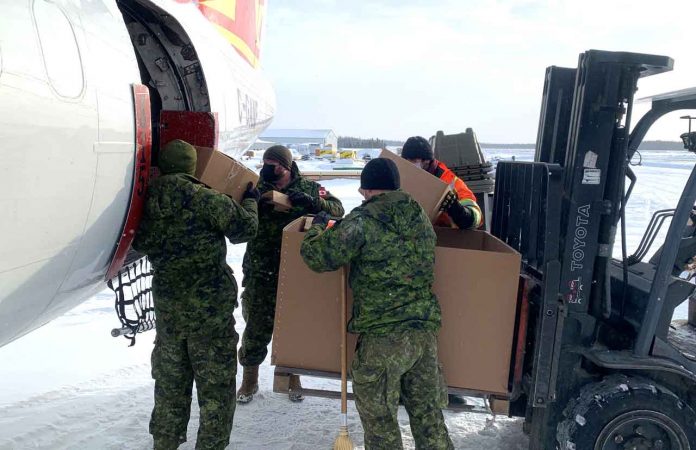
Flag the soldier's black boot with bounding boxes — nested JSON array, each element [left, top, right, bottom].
[[237, 365, 259, 404], [288, 374, 304, 402], [447, 393, 468, 407]]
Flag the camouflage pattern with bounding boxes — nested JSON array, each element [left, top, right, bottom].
[[351, 329, 453, 450], [300, 192, 451, 449], [132, 173, 258, 339], [300, 190, 441, 335], [238, 162, 344, 366], [150, 334, 238, 450], [132, 171, 258, 448]]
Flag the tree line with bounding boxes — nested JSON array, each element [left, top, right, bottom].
[[479, 140, 685, 150], [338, 136, 403, 148], [339, 136, 685, 150]]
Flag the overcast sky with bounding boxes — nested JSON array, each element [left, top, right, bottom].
[[260, 0, 696, 143]]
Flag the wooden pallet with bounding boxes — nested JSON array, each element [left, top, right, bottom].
[[272, 366, 510, 415]]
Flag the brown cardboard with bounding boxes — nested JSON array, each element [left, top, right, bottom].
[[262, 190, 292, 212], [433, 227, 521, 392], [272, 218, 358, 372], [379, 149, 450, 222], [302, 216, 314, 231], [194, 147, 259, 203], [272, 217, 522, 395]]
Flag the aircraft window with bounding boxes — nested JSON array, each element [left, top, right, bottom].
[[33, 0, 84, 98]]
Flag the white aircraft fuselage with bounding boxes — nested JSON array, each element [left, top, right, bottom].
[[0, 0, 275, 347]]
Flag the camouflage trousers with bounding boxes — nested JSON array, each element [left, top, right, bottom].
[[150, 332, 238, 450], [238, 277, 277, 367], [351, 329, 454, 450]]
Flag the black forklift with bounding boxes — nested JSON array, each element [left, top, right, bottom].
[[493, 50, 696, 449]]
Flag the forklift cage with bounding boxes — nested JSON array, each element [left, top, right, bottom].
[[628, 89, 696, 354], [492, 161, 564, 406]]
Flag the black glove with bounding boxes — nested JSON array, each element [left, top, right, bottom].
[[242, 182, 261, 202], [311, 211, 331, 228], [288, 191, 321, 213], [439, 191, 458, 212], [446, 199, 475, 229]]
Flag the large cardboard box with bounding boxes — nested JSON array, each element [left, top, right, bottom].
[[194, 147, 259, 203], [379, 149, 450, 222], [272, 217, 522, 395]]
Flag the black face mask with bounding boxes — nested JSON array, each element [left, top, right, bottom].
[[261, 163, 280, 182]]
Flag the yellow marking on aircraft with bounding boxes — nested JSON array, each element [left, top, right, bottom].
[[200, 0, 237, 20], [213, 24, 258, 67]]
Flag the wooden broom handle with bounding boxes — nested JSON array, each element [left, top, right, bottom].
[[341, 266, 348, 414]]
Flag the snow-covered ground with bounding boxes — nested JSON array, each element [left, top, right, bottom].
[[0, 149, 693, 449]]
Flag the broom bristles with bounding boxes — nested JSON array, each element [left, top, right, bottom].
[[333, 425, 354, 450]]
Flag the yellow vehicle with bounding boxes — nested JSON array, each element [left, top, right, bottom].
[[315, 147, 336, 158], [339, 150, 357, 159]]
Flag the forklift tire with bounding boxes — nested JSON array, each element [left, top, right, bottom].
[[556, 374, 696, 450]]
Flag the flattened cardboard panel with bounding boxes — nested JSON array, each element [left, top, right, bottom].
[[272, 220, 358, 371], [379, 150, 449, 222], [272, 219, 521, 395]]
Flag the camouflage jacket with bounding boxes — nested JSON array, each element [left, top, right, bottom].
[[301, 190, 441, 335], [242, 162, 344, 285], [132, 173, 258, 338]]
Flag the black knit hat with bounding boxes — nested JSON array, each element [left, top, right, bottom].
[[263, 145, 293, 170], [360, 158, 400, 190], [401, 136, 433, 160]]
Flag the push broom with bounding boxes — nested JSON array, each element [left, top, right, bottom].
[[333, 266, 354, 450]]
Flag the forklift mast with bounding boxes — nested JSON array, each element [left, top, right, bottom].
[[492, 50, 696, 448]]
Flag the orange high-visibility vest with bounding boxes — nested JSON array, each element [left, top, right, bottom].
[[430, 160, 483, 229]]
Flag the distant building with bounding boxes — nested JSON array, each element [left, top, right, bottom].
[[248, 139, 276, 151], [258, 129, 338, 155]]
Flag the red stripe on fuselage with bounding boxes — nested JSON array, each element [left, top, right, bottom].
[[198, 2, 259, 60], [172, 0, 262, 66]]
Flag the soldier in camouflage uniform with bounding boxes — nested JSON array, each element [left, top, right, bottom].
[[300, 158, 454, 450], [237, 145, 344, 403], [132, 139, 259, 450]]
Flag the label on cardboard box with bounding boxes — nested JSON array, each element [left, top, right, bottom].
[[379, 149, 450, 222], [194, 147, 259, 203]]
